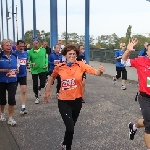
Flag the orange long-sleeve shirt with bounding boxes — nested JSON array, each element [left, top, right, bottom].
[[51, 61, 97, 100]]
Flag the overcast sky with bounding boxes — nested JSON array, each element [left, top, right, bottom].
[[1, 0, 150, 40]]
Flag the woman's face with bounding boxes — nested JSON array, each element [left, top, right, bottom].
[[3, 42, 11, 52], [65, 50, 77, 63]]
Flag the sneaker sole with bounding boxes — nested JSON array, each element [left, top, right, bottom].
[[128, 122, 131, 139], [0, 119, 6, 122], [128, 122, 134, 140], [20, 112, 28, 115], [8, 123, 17, 126], [121, 88, 127, 90]]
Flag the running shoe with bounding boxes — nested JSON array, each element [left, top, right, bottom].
[[20, 108, 28, 115], [60, 142, 66, 150], [113, 77, 116, 84], [0, 113, 6, 121], [128, 122, 137, 140], [35, 98, 40, 104], [121, 85, 126, 90], [8, 118, 17, 126]]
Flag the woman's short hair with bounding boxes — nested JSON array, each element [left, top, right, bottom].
[[1, 39, 11, 47], [120, 43, 126, 48], [61, 44, 79, 56]]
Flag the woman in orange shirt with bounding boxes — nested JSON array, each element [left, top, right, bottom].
[[44, 45, 105, 150]]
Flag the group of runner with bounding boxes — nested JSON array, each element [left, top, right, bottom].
[[1, 37, 150, 150]]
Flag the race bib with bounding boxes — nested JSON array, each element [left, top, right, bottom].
[[54, 60, 60, 65], [61, 78, 77, 90], [7, 69, 16, 77], [147, 77, 150, 87], [19, 59, 27, 65]]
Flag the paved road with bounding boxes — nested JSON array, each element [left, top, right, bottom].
[[0, 62, 145, 150]]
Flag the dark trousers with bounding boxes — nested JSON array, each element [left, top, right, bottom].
[[49, 71, 61, 94], [138, 94, 150, 134], [58, 98, 82, 150], [0, 82, 17, 105], [32, 72, 46, 98], [116, 67, 127, 80]]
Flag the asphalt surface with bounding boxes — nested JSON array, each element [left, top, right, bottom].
[[0, 62, 146, 150]]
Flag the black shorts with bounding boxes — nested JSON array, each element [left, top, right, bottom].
[[0, 82, 17, 105], [138, 93, 150, 134], [82, 73, 86, 79], [17, 76, 27, 85], [116, 67, 127, 80]]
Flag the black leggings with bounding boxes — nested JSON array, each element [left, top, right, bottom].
[[32, 72, 46, 98], [58, 98, 82, 150]]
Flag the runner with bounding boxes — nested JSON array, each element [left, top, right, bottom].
[[44, 44, 105, 150], [42, 41, 51, 56], [113, 43, 127, 90], [48, 44, 62, 96], [76, 45, 86, 103], [13, 40, 28, 114], [28, 38, 48, 104], [0, 39, 19, 126], [121, 38, 150, 150]]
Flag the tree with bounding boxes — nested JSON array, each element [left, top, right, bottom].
[[24, 30, 50, 46], [125, 25, 132, 44]]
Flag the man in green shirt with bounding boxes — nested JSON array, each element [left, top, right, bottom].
[[28, 38, 48, 104]]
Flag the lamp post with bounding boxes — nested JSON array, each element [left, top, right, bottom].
[[65, 0, 68, 45], [7, 5, 18, 42]]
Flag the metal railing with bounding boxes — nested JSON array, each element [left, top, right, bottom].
[[90, 49, 140, 64]]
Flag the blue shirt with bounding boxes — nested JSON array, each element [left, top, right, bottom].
[[13, 50, 28, 77], [48, 52, 62, 72], [139, 48, 147, 57], [0, 52, 18, 83], [114, 50, 125, 67]]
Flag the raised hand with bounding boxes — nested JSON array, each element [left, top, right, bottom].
[[127, 38, 138, 52], [99, 63, 105, 73]]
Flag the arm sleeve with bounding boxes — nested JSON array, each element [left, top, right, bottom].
[[49, 54, 54, 65], [121, 58, 138, 68], [114, 51, 119, 58], [45, 50, 48, 67], [51, 65, 59, 77], [81, 62, 97, 75]]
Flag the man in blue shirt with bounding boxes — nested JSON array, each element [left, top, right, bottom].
[[113, 43, 127, 90], [13, 40, 28, 114], [48, 44, 62, 96]]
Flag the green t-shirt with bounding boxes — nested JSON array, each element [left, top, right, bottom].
[[28, 47, 48, 74]]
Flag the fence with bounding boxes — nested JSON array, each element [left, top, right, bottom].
[[90, 49, 140, 64]]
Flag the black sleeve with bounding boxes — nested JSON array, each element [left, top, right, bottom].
[[76, 55, 82, 61], [46, 46, 51, 55]]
